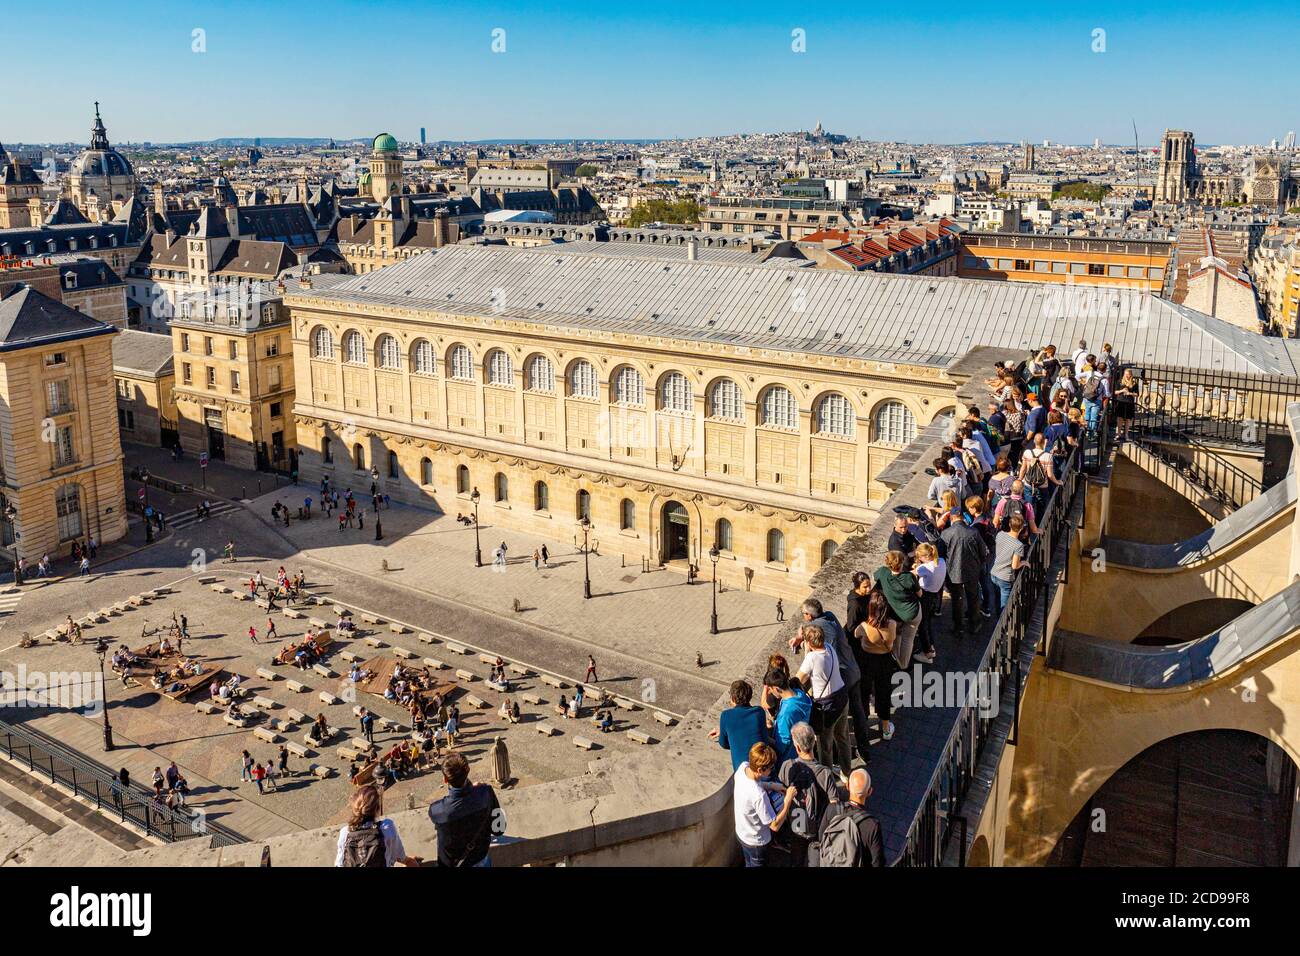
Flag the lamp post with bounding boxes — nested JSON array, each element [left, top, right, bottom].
[[4, 503, 20, 587], [709, 545, 720, 635], [94, 637, 114, 752], [580, 516, 592, 600], [470, 488, 482, 567]]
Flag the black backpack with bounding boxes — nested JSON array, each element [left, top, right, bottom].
[[1024, 452, 1049, 489], [341, 821, 386, 867], [1082, 375, 1101, 401], [818, 803, 873, 867], [998, 496, 1027, 532], [785, 759, 842, 843]]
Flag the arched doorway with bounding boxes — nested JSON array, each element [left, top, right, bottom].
[[661, 500, 690, 562]]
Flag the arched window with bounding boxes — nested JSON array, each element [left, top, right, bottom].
[[875, 400, 917, 445], [411, 340, 435, 375], [576, 489, 591, 521], [526, 354, 555, 393], [322, 436, 332, 463], [343, 331, 366, 365], [816, 393, 855, 437], [456, 464, 470, 494], [56, 484, 83, 541], [387, 450, 399, 479], [659, 372, 692, 413], [709, 378, 743, 421], [612, 366, 644, 405], [377, 335, 400, 370], [352, 443, 365, 470], [494, 472, 508, 502], [760, 385, 798, 429], [534, 480, 549, 511], [715, 518, 733, 552], [420, 457, 433, 485], [486, 349, 514, 386], [449, 344, 474, 381], [821, 539, 839, 566], [620, 499, 635, 530], [767, 528, 786, 563], [311, 326, 334, 359], [569, 359, 598, 399]]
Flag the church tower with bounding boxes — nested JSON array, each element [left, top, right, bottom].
[[1156, 129, 1195, 203], [368, 133, 403, 200]]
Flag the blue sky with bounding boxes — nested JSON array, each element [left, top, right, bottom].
[[6, 1, 1296, 145]]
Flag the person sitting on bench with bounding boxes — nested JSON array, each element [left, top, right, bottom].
[[595, 710, 614, 733], [308, 714, 331, 743], [555, 694, 569, 718]]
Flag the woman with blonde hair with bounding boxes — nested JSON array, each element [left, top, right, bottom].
[[927, 489, 962, 530], [1114, 367, 1139, 439], [914, 543, 946, 665]]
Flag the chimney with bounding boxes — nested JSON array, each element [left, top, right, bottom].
[[434, 207, 449, 247], [399, 195, 411, 221], [300, 273, 312, 290], [686, 236, 699, 261], [225, 205, 240, 237], [165, 227, 177, 245], [153, 182, 166, 215]]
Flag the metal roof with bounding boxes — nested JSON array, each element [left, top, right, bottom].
[[292, 244, 1296, 373]]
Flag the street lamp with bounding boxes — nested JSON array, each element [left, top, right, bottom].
[[470, 488, 482, 567], [94, 637, 114, 752], [580, 516, 592, 600], [4, 503, 20, 587], [709, 544, 720, 635]]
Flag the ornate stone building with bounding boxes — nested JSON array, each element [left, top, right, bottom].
[[67, 104, 136, 222], [1154, 128, 1300, 209]]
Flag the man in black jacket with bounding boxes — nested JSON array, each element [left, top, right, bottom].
[[940, 519, 989, 639], [427, 753, 500, 867]]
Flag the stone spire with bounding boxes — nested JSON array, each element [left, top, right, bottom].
[[89, 102, 110, 150]]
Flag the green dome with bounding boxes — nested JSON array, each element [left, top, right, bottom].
[[372, 133, 398, 152]]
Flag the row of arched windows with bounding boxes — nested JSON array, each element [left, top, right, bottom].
[[311, 327, 918, 443]]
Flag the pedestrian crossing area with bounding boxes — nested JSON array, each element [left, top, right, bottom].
[[0, 588, 23, 618], [168, 500, 241, 532]]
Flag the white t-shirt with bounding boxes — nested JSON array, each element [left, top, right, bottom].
[[733, 763, 776, 847], [798, 645, 844, 702]]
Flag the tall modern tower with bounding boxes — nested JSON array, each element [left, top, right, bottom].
[[420, 127, 426, 145]]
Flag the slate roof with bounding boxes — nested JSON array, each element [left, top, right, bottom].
[[112, 328, 174, 377], [292, 243, 1298, 374], [0, 286, 115, 351]]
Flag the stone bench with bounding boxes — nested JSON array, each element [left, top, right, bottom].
[[534, 722, 558, 737], [309, 618, 328, 629], [198, 575, 219, 584], [455, 669, 476, 683], [522, 692, 544, 705], [309, 764, 333, 779], [573, 736, 596, 751], [332, 605, 349, 615], [352, 705, 366, 718], [254, 598, 271, 610], [129, 595, 148, 606], [252, 726, 281, 744], [462, 694, 489, 710], [388, 622, 408, 634], [270, 717, 296, 733], [319, 691, 341, 705], [252, 696, 279, 710], [418, 633, 437, 644], [255, 667, 278, 681], [285, 708, 309, 723], [652, 711, 675, 727], [312, 664, 336, 679], [614, 698, 638, 712], [423, 658, 447, 670], [113, 601, 131, 612], [539, 674, 566, 689], [478, 654, 498, 665], [377, 717, 402, 731], [361, 613, 383, 625], [223, 714, 251, 728], [444, 642, 469, 656], [364, 636, 386, 648], [282, 608, 303, 619], [234, 592, 251, 601], [285, 742, 313, 758], [194, 701, 221, 715], [340, 650, 363, 663], [285, 679, 308, 693], [150, 587, 171, 596], [393, 647, 416, 660], [507, 663, 530, 677], [626, 729, 655, 745]]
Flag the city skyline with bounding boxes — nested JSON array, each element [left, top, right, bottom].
[[5, 0, 1297, 146]]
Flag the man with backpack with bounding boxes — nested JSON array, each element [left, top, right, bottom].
[[1079, 358, 1109, 433], [778, 722, 847, 866], [819, 768, 884, 867], [992, 479, 1040, 536]]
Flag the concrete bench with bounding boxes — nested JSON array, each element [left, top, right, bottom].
[[223, 714, 251, 728], [208, 584, 228, 593], [252, 696, 279, 710], [340, 650, 363, 663], [129, 595, 148, 606], [352, 705, 366, 718], [462, 694, 489, 710], [478, 654, 499, 665], [418, 633, 437, 644], [652, 711, 675, 727], [573, 736, 596, 751], [539, 674, 566, 689], [444, 642, 469, 655], [255, 667, 278, 681], [254, 598, 271, 610], [377, 717, 402, 731], [508, 663, 530, 677], [627, 729, 655, 745], [393, 647, 416, 660], [309, 617, 328, 629], [234, 592, 251, 601], [283, 608, 303, 619], [423, 658, 447, 670], [388, 622, 408, 634], [455, 669, 476, 683], [534, 722, 558, 737], [114, 601, 132, 612], [285, 708, 309, 723], [285, 742, 313, 758], [332, 605, 349, 615], [270, 717, 296, 733], [522, 692, 544, 705], [150, 587, 171, 596], [309, 764, 333, 779], [312, 664, 336, 679], [614, 698, 638, 712], [364, 636, 386, 648], [198, 575, 219, 584], [252, 726, 281, 744], [285, 680, 308, 694], [361, 613, 383, 625], [319, 691, 341, 705], [194, 701, 221, 715]]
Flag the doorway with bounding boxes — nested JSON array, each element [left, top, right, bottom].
[[661, 500, 690, 562]]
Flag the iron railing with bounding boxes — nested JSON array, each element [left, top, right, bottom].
[[1128, 363, 1300, 448], [0, 717, 245, 848], [895, 424, 1092, 866]]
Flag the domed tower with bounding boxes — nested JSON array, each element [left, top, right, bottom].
[[69, 103, 136, 220], [368, 132, 402, 200]]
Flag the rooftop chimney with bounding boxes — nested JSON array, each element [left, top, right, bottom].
[[686, 236, 699, 261], [153, 182, 166, 215], [225, 205, 240, 237]]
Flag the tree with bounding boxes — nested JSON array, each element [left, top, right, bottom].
[[1051, 182, 1110, 203], [626, 199, 701, 228], [575, 163, 599, 178]]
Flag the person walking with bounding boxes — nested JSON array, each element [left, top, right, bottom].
[[251, 761, 266, 795], [540, 544, 549, 568], [359, 708, 375, 744], [266, 619, 278, 644], [248, 625, 258, 645], [278, 744, 292, 778], [79, 556, 91, 577], [241, 750, 254, 782], [533, 549, 541, 570], [263, 760, 278, 792], [584, 655, 598, 683], [776, 598, 785, 622]]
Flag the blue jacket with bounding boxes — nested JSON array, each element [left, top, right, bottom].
[[773, 690, 813, 764]]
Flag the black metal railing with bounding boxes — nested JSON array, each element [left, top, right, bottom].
[[0, 717, 245, 848], [895, 426, 1092, 867], [1128, 363, 1300, 448]]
